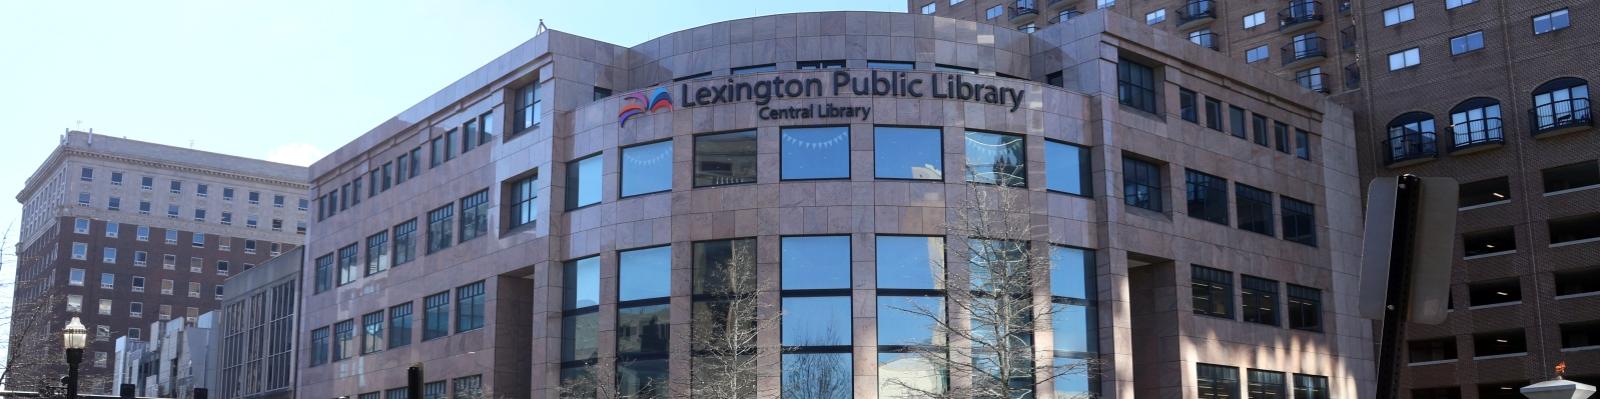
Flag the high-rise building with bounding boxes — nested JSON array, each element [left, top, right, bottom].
[[297, 9, 1373, 399], [10, 131, 308, 393], [928, 0, 1600, 395]]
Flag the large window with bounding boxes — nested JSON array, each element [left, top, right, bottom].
[[1236, 184, 1275, 236], [309, 327, 330, 366], [1255, 114, 1272, 148], [1186, 169, 1229, 225], [362, 311, 384, 354], [876, 235, 948, 397], [874, 126, 944, 180], [1192, 265, 1234, 319], [389, 302, 413, 349], [781, 126, 850, 180], [1241, 276, 1280, 326], [1249, 370, 1286, 399], [1450, 31, 1485, 55], [1230, 106, 1249, 139], [694, 130, 758, 187], [1197, 364, 1240, 399], [1180, 89, 1199, 122], [690, 238, 759, 398], [1293, 374, 1329, 399], [1449, 98, 1502, 148], [1533, 8, 1570, 35], [622, 141, 673, 197], [515, 81, 541, 133], [366, 232, 389, 276], [333, 320, 355, 361], [1124, 156, 1164, 212], [394, 219, 418, 266], [507, 173, 538, 230], [563, 256, 601, 372], [1280, 197, 1317, 246], [780, 236, 853, 399], [1205, 97, 1224, 131], [1531, 78, 1591, 134], [458, 190, 488, 242], [1051, 246, 1097, 361], [965, 131, 1026, 187], [423, 292, 450, 341], [617, 246, 670, 399], [337, 244, 359, 286], [1287, 284, 1322, 331], [567, 154, 603, 208], [427, 205, 454, 254], [456, 281, 485, 332], [314, 255, 333, 294], [1117, 58, 1158, 113], [1046, 140, 1091, 195]]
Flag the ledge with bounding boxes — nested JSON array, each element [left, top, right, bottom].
[[1408, 359, 1458, 367], [1551, 237, 1600, 248], [1467, 301, 1521, 310], [1555, 291, 1600, 301], [1463, 250, 1516, 261], [1561, 345, 1600, 353], [1473, 352, 1528, 361], [1543, 184, 1600, 197], [1459, 200, 1510, 211]]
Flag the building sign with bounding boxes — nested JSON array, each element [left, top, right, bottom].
[[618, 70, 1028, 125]]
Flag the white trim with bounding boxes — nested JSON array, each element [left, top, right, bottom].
[[1468, 301, 1521, 310], [1555, 291, 1600, 300], [1543, 184, 1600, 197], [1560, 345, 1600, 353], [1407, 359, 1457, 367], [1458, 200, 1510, 211], [1550, 236, 1600, 248], [1463, 250, 1516, 260], [1473, 352, 1527, 361]]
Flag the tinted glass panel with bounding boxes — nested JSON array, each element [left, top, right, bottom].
[[567, 155, 602, 208], [617, 304, 670, 355], [783, 353, 852, 399], [1046, 141, 1091, 195], [781, 126, 850, 180], [694, 130, 758, 187], [1054, 303, 1094, 353], [782, 297, 852, 346], [874, 126, 944, 180], [965, 131, 1026, 186], [781, 236, 851, 290], [622, 141, 673, 197], [878, 296, 944, 345], [620, 246, 672, 301], [1050, 246, 1092, 299], [564, 257, 601, 309], [875, 236, 946, 290]]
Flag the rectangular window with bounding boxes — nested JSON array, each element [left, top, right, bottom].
[[985, 5, 1003, 19], [1287, 284, 1322, 331], [964, 130, 1026, 187], [423, 292, 450, 341], [1186, 169, 1229, 225], [622, 141, 673, 196], [315, 254, 334, 294], [1294, 129, 1311, 159], [1389, 48, 1420, 70], [1097, 0, 1114, 8], [592, 87, 612, 101], [1236, 184, 1275, 236], [1205, 97, 1224, 131], [1249, 370, 1287, 399], [1447, 0, 1475, 9], [1533, 9, 1570, 35], [366, 232, 390, 276], [453, 376, 483, 399], [566, 153, 603, 208], [1146, 9, 1166, 24], [563, 256, 600, 363], [333, 320, 355, 361], [1246, 45, 1269, 63], [507, 174, 538, 230], [430, 136, 446, 168], [107, 197, 120, 211], [1198, 364, 1240, 399], [1269, 121, 1289, 153], [1281, 197, 1317, 246], [1550, 213, 1600, 245], [1230, 106, 1249, 139], [1560, 320, 1600, 349], [196, 184, 208, 197], [309, 327, 330, 366], [389, 302, 413, 348], [1451, 31, 1485, 55], [394, 219, 418, 265], [874, 126, 944, 180], [796, 60, 846, 70], [1293, 374, 1329, 399], [1542, 161, 1600, 193], [1045, 140, 1091, 195], [1117, 58, 1158, 113], [781, 126, 850, 180], [427, 205, 454, 254], [1241, 276, 1280, 326], [731, 64, 777, 74], [516, 82, 541, 133], [362, 311, 384, 354], [1192, 265, 1234, 319], [338, 244, 359, 286], [1243, 11, 1266, 28], [1179, 89, 1199, 122], [455, 281, 485, 332], [1408, 337, 1458, 363], [1383, 3, 1414, 26], [921, 2, 936, 14], [693, 130, 758, 187], [462, 118, 479, 153], [458, 190, 488, 242], [170, 180, 182, 194], [1124, 156, 1164, 212]]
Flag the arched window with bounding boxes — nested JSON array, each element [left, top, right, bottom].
[[1449, 97, 1503, 148], [1385, 112, 1437, 164], [1531, 77, 1591, 134]]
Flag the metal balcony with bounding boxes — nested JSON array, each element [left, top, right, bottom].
[[1295, 72, 1330, 94], [1340, 26, 1358, 52], [1188, 32, 1220, 51], [1529, 98, 1594, 137], [1384, 131, 1438, 167], [1011, 0, 1039, 23], [1049, 9, 1083, 24], [1177, 0, 1217, 30], [1447, 117, 1505, 154], [1046, 0, 1073, 11], [1281, 37, 1327, 68], [1279, 1, 1326, 33]]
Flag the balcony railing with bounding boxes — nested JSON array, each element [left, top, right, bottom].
[[1049, 9, 1084, 24], [1344, 63, 1361, 89], [1296, 72, 1330, 93], [1281, 37, 1327, 66], [1177, 0, 1217, 28], [1341, 26, 1358, 52], [1011, 0, 1040, 22], [1448, 117, 1504, 151], [1047, 0, 1072, 10], [1279, 1, 1326, 31], [1189, 32, 1220, 51], [1530, 98, 1594, 136], [1384, 132, 1438, 166]]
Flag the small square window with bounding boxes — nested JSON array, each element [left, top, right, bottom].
[[1389, 48, 1420, 70], [922, 2, 936, 14], [1146, 9, 1166, 24], [1243, 11, 1266, 29], [1383, 3, 1415, 26]]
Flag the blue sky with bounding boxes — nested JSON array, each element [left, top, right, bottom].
[[0, 0, 903, 379]]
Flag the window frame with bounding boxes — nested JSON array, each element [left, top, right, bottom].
[[780, 125, 853, 181], [620, 139, 675, 197]]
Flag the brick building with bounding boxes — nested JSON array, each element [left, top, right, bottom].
[[9, 131, 308, 393]]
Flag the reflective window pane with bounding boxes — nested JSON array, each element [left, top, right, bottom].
[[561, 313, 597, 361], [617, 304, 670, 355], [1047, 141, 1091, 195], [622, 141, 673, 197], [693, 239, 757, 295], [876, 236, 945, 290], [694, 130, 758, 187], [1054, 303, 1095, 353], [782, 297, 851, 346], [566, 155, 603, 208], [781, 236, 851, 290], [877, 296, 944, 346], [783, 353, 853, 399], [964, 131, 1026, 186], [620, 246, 672, 301], [878, 352, 948, 397], [1053, 358, 1095, 398], [1051, 246, 1092, 299], [781, 126, 850, 180], [564, 257, 600, 309], [618, 359, 668, 399], [874, 126, 944, 180]]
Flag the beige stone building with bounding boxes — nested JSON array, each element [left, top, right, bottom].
[[297, 9, 1371, 399]]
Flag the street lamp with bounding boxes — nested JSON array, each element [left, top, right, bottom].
[[62, 316, 87, 399]]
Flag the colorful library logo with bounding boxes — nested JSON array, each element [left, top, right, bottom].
[[618, 86, 673, 127]]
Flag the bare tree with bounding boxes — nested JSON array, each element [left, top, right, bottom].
[[883, 180, 1098, 399], [556, 360, 660, 399], [684, 238, 778, 399]]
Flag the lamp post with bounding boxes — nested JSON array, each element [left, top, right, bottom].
[[62, 316, 87, 399]]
